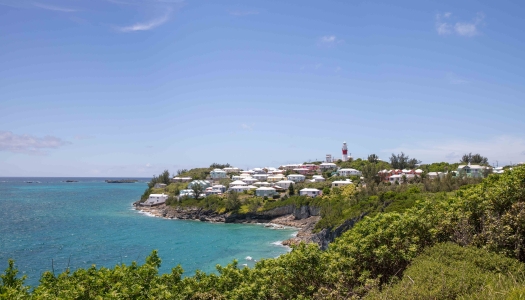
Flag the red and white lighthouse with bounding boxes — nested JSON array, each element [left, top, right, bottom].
[[342, 141, 348, 161]]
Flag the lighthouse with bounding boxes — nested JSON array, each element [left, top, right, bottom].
[[342, 141, 348, 162]]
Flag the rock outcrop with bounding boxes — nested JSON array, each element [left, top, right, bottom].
[[135, 203, 362, 250]]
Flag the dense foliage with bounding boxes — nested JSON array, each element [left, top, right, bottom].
[[4, 166, 525, 299], [389, 152, 421, 169]]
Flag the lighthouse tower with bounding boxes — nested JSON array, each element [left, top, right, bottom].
[[342, 141, 348, 162]]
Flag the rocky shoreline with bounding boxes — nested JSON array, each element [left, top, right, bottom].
[[134, 203, 322, 247]]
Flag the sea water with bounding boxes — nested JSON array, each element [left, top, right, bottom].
[[0, 178, 296, 287]]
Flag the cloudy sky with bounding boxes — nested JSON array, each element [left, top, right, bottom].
[[1, 0, 524, 177]]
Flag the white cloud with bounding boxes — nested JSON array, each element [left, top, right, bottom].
[[117, 11, 171, 32], [145, 163, 152, 168], [0, 131, 70, 155], [318, 35, 342, 46], [33, 3, 77, 12], [435, 12, 484, 37], [229, 10, 259, 16], [335, 66, 342, 72], [241, 124, 252, 130], [455, 22, 478, 37], [382, 135, 525, 165], [435, 12, 452, 35]]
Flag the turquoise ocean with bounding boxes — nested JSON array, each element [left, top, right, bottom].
[[0, 178, 296, 287]]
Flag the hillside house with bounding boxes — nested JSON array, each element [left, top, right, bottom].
[[187, 180, 211, 189], [299, 188, 322, 197], [268, 174, 285, 182], [457, 164, 486, 178], [210, 169, 228, 179], [338, 168, 362, 177], [275, 180, 294, 189], [319, 163, 337, 170], [142, 193, 168, 206], [252, 174, 268, 181], [332, 179, 352, 188], [255, 187, 277, 197], [287, 174, 306, 183]]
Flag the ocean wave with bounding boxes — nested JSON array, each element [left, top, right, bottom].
[[135, 210, 156, 218]]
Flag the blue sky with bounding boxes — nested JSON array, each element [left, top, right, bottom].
[[1, 0, 524, 176]]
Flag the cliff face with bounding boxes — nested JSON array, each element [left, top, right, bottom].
[[309, 213, 366, 250], [136, 203, 362, 250]]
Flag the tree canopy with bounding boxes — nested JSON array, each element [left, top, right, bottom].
[[460, 153, 489, 165], [389, 152, 421, 169]]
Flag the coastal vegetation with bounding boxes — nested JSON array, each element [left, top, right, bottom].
[[3, 165, 525, 298]]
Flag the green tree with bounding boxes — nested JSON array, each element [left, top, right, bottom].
[[460, 153, 489, 165], [288, 183, 295, 196], [191, 183, 204, 199], [390, 152, 421, 169], [224, 191, 241, 211], [368, 154, 379, 163]]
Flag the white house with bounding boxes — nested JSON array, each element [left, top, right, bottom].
[[388, 174, 403, 184], [252, 168, 266, 174], [310, 175, 325, 182], [287, 174, 306, 183], [319, 163, 337, 170], [171, 177, 192, 183], [299, 188, 322, 197], [268, 174, 285, 182], [142, 193, 168, 206], [229, 186, 250, 193], [231, 175, 250, 181], [255, 187, 277, 197], [230, 180, 248, 187], [179, 189, 195, 197], [338, 168, 362, 177], [252, 174, 268, 181], [212, 185, 226, 193], [427, 172, 445, 180], [188, 180, 211, 189], [332, 179, 352, 188], [457, 164, 486, 178], [275, 180, 294, 189], [153, 183, 167, 189], [210, 169, 228, 179], [242, 177, 259, 184], [223, 167, 240, 173]]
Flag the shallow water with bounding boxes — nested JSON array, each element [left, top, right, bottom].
[[0, 178, 296, 286]]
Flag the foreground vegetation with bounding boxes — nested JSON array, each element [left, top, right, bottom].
[[3, 166, 525, 299]]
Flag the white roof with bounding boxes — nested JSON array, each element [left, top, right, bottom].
[[246, 185, 258, 189], [256, 187, 276, 191], [212, 185, 225, 188], [230, 180, 248, 186], [339, 168, 359, 171], [277, 180, 294, 183], [288, 174, 305, 177], [300, 188, 320, 192], [458, 164, 485, 169], [149, 193, 167, 197], [332, 180, 352, 184], [213, 169, 226, 172], [320, 163, 336, 166]]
